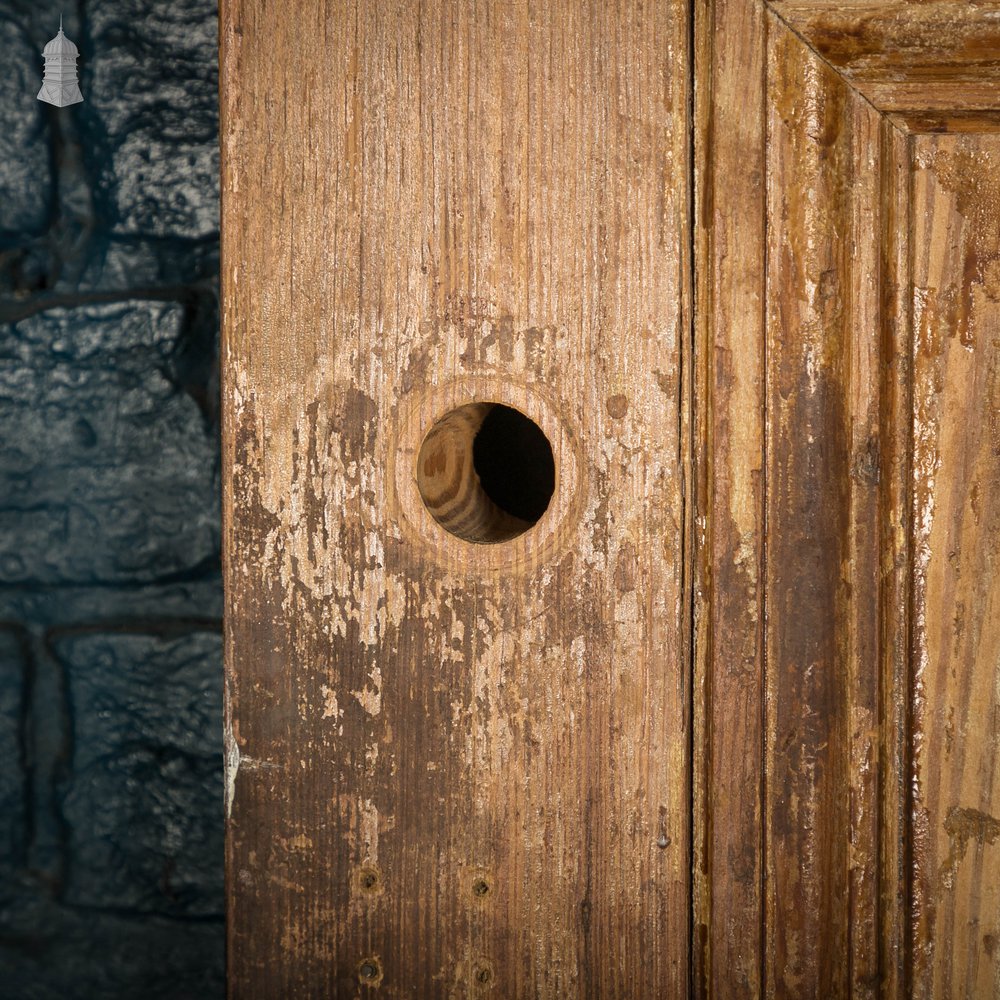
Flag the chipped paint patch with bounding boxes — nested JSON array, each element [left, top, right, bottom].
[[320, 683, 342, 721], [224, 708, 239, 821], [352, 665, 382, 716], [224, 674, 239, 820], [359, 798, 379, 863]]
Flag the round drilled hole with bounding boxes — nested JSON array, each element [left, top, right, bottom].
[[417, 403, 555, 544], [358, 958, 381, 985]]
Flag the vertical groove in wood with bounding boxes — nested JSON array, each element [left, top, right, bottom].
[[222, 1, 691, 996], [878, 119, 912, 1000], [763, 15, 885, 997], [693, 0, 767, 992], [843, 93, 883, 1000]]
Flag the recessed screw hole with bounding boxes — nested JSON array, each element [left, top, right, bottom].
[[472, 877, 490, 897], [359, 959, 380, 982], [355, 864, 381, 894]]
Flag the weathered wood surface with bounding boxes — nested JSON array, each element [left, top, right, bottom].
[[223, 0, 1000, 996], [769, 1, 1000, 113], [763, 22, 883, 996], [692, 0, 767, 990], [696, 1, 1000, 997], [909, 133, 1000, 1000], [221, 0, 691, 996]]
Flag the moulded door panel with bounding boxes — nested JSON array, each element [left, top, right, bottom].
[[696, 1, 1000, 997]]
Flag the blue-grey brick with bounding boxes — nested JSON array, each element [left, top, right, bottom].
[[0, 580, 223, 628], [75, 235, 220, 292], [0, 888, 224, 999], [0, 16, 53, 237], [53, 629, 222, 916], [0, 628, 27, 870], [0, 301, 218, 584], [85, 0, 218, 239]]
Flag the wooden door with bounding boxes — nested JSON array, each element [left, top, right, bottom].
[[221, 1, 1000, 996], [696, 1, 1000, 997], [221, 2, 692, 997]]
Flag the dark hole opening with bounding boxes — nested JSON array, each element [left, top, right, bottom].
[[472, 404, 555, 525]]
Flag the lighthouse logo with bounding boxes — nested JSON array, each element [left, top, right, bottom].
[[37, 15, 84, 107]]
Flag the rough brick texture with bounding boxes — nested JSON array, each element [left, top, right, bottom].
[[0, 18, 52, 238], [0, 629, 28, 871], [1, 302, 219, 585], [0, 0, 222, 994]]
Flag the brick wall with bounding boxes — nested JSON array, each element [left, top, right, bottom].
[[0, 1, 223, 995]]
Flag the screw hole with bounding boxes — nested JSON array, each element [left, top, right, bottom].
[[417, 403, 555, 544], [355, 864, 382, 894], [472, 877, 490, 897], [358, 958, 381, 984]]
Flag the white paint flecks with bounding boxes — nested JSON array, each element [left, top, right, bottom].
[[359, 798, 379, 862], [224, 702, 240, 820]]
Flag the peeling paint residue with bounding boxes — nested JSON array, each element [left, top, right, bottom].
[[224, 676, 239, 821], [223, 2, 691, 995], [359, 798, 379, 864]]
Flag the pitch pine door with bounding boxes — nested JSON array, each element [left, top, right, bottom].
[[221, 1, 1000, 996]]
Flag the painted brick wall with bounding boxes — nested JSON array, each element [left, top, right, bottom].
[[0, 1, 223, 995]]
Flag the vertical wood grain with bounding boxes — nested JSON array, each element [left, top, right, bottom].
[[842, 89, 884, 1000], [909, 133, 1000, 1000], [764, 16, 888, 998], [221, 1, 691, 996], [879, 118, 913, 1000], [221, 1, 1000, 996], [693, 0, 767, 992]]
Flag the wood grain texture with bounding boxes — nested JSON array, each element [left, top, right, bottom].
[[879, 119, 913, 1000], [699, 2, 1000, 997], [768, 1, 1000, 113], [415, 403, 533, 544], [221, 1, 691, 996], [223, 0, 1000, 996], [693, 0, 767, 991], [696, 6, 895, 994], [887, 111, 1000, 136], [908, 133, 1000, 1000], [764, 18, 885, 996]]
